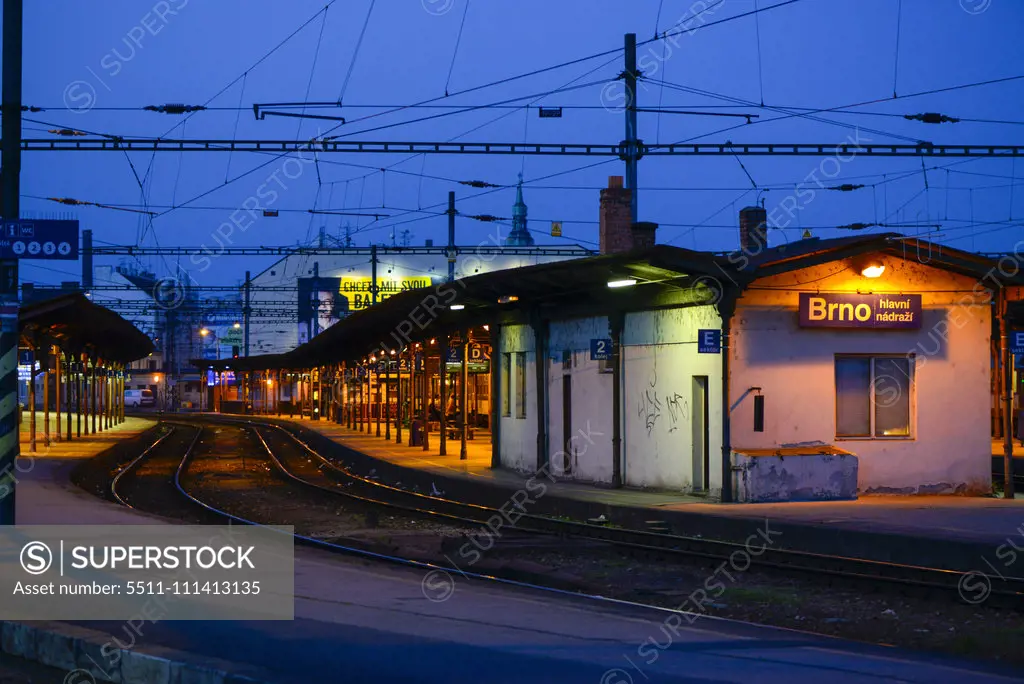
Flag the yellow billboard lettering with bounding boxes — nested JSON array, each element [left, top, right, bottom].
[[808, 297, 827, 320], [836, 303, 854, 321], [854, 303, 871, 321]]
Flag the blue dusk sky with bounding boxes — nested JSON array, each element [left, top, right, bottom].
[[9, 0, 1024, 286]]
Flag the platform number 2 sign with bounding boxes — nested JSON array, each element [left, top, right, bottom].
[[590, 339, 612, 361]]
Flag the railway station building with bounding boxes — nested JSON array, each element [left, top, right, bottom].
[[200, 178, 1018, 502]]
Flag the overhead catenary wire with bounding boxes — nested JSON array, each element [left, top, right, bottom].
[[338, 0, 376, 104], [444, 0, 471, 97]]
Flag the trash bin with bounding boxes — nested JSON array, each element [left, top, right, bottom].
[[410, 419, 424, 446]]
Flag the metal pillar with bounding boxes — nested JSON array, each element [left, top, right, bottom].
[[65, 356, 72, 442], [395, 352, 403, 444], [421, 346, 430, 451], [43, 352, 49, 447], [439, 335, 447, 456], [375, 364, 382, 437], [384, 356, 391, 441], [75, 358, 82, 438], [624, 32, 639, 224], [28, 346, 36, 453], [54, 348, 61, 441], [0, 0, 23, 523], [460, 334, 468, 461], [90, 362, 97, 435]]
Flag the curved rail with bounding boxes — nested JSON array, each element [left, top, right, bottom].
[[245, 418, 1024, 608], [109, 426, 180, 508]]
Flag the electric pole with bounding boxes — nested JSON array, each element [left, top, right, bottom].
[[0, 0, 22, 525], [243, 270, 251, 357], [624, 32, 640, 224], [447, 191, 456, 283]]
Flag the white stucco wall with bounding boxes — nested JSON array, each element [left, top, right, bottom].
[[730, 254, 992, 494], [498, 323, 537, 474], [622, 306, 724, 493], [547, 317, 614, 484]]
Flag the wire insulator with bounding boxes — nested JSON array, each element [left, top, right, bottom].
[[905, 112, 959, 124], [459, 180, 501, 188], [144, 104, 208, 114]]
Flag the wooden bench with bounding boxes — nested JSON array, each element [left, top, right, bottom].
[[446, 426, 474, 441]]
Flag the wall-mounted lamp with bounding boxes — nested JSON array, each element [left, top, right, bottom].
[[607, 278, 638, 289], [861, 263, 885, 278]]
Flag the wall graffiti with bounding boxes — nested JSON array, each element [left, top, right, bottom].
[[636, 366, 689, 437]]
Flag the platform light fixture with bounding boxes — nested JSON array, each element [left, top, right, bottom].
[[450, 304, 465, 311], [607, 278, 638, 288], [199, 327, 210, 337], [861, 263, 885, 278], [233, 322, 242, 329]]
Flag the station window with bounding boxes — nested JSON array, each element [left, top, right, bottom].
[[835, 356, 913, 439], [514, 352, 527, 419], [501, 353, 511, 417]]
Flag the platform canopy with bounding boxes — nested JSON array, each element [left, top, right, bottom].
[[195, 234, 1024, 373], [19, 292, 154, 363], [197, 244, 732, 372]]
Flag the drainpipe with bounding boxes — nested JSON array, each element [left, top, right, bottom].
[[719, 292, 738, 503], [1001, 287, 1016, 498], [532, 312, 549, 473], [610, 311, 624, 488]]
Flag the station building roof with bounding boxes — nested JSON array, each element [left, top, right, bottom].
[[198, 235, 1021, 372], [19, 292, 155, 363]]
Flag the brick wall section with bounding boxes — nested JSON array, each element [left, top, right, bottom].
[[632, 221, 657, 250]]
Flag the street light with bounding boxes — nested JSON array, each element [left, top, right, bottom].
[[233, 322, 241, 329], [200, 328, 210, 337]]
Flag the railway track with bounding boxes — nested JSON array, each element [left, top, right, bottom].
[[112, 417, 1024, 610]]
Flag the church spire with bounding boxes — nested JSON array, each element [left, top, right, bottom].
[[505, 172, 535, 246]]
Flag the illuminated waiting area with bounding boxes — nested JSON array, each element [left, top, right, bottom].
[[196, 232, 1024, 503]]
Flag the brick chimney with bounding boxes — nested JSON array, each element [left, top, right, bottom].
[[739, 205, 768, 253], [600, 177, 631, 254], [599, 177, 657, 254]]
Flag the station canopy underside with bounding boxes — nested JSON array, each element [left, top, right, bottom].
[[194, 236, 1024, 373], [19, 292, 155, 363]]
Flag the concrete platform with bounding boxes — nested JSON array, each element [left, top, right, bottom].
[[261, 415, 1024, 572], [7, 433, 1023, 684]]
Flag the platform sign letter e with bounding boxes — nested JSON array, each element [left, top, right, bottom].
[[1012, 331, 1024, 356], [698, 329, 721, 354]]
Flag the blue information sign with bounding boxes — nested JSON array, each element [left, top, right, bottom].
[[0, 220, 79, 260], [697, 329, 721, 354], [590, 339, 612, 361], [1011, 331, 1024, 355]]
